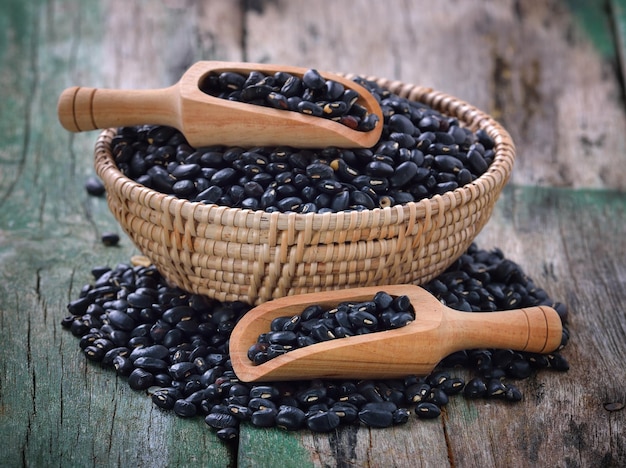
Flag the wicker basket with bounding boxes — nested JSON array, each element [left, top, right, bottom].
[[94, 77, 515, 305]]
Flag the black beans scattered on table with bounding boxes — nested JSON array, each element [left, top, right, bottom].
[[61, 243, 569, 443], [85, 175, 106, 197], [111, 77, 495, 213], [101, 232, 120, 247], [200, 69, 379, 132], [248, 291, 415, 365]]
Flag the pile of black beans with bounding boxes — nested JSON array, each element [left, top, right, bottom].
[[248, 292, 415, 365], [200, 69, 380, 132], [111, 77, 495, 212], [61, 243, 569, 442]]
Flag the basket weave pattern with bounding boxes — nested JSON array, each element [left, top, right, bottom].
[[94, 78, 515, 305]]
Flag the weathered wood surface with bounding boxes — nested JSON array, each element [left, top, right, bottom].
[[0, 0, 624, 467]]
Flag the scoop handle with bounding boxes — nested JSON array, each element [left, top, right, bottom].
[[57, 86, 180, 132], [445, 305, 562, 354]]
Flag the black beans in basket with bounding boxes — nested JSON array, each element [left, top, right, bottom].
[[61, 243, 569, 442], [112, 78, 495, 213]]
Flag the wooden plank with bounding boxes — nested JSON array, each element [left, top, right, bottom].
[[1, 0, 625, 467], [444, 186, 626, 467], [243, 0, 626, 191], [236, 186, 626, 467], [610, 0, 626, 97], [0, 1, 235, 466], [238, 418, 451, 467]]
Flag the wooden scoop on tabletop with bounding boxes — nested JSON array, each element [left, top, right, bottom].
[[57, 61, 383, 148], [229, 285, 563, 382]]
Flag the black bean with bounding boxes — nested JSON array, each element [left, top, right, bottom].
[[84, 345, 106, 362], [133, 356, 168, 373], [506, 359, 532, 379], [427, 371, 450, 387], [300, 305, 323, 321], [440, 377, 465, 396], [358, 406, 394, 428], [251, 408, 278, 427], [228, 404, 253, 421], [330, 191, 350, 211], [547, 353, 569, 371], [245, 387, 276, 401], [302, 69, 325, 90], [248, 397, 277, 411], [330, 402, 359, 423], [210, 168, 238, 187], [464, 377, 488, 398], [280, 75, 303, 97], [128, 368, 154, 390], [107, 309, 135, 331], [306, 410, 340, 432], [152, 388, 180, 410], [426, 387, 449, 406], [504, 384, 523, 402], [322, 101, 348, 118], [468, 148, 488, 174], [457, 168, 473, 185], [297, 387, 327, 405], [85, 176, 106, 196], [348, 310, 378, 329], [486, 379, 507, 398], [276, 406, 306, 430], [266, 330, 296, 346], [174, 399, 198, 417], [216, 427, 239, 442], [101, 232, 120, 247], [205, 412, 239, 429], [218, 72, 245, 90], [366, 161, 395, 177], [310, 322, 335, 341], [297, 101, 323, 116], [415, 402, 441, 419], [195, 185, 223, 203], [276, 196, 302, 212], [240, 84, 273, 102], [162, 305, 193, 324], [389, 161, 419, 188], [102, 347, 130, 366], [266, 92, 289, 110], [169, 362, 197, 380], [528, 353, 550, 369]]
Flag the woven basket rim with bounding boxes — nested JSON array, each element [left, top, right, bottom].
[[95, 79, 515, 231]]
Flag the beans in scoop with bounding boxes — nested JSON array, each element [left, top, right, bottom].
[[248, 292, 415, 365], [111, 78, 495, 212], [199, 69, 380, 132], [61, 243, 569, 442]]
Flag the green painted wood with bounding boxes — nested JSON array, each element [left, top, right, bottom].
[[0, 1, 234, 466], [565, 0, 616, 58], [611, 0, 626, 97]]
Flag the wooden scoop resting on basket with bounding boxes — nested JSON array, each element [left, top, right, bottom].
[[229, 285, 563, 382], [57, 61, 383, 148]]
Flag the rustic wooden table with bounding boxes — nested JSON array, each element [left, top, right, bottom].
[[1, 1, 625, 466]]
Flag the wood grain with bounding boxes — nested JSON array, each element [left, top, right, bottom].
[[243, 0, 626, 191], [1, 0, 625, 467]]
